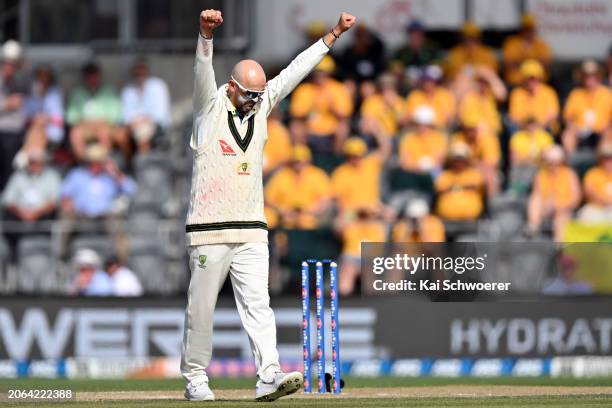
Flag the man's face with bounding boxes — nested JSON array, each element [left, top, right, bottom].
[[584, 74, 599, 89], [228, 78, 264, 115], [88, 162, 105, 175], [602, 156, 612, 172], [84, 71, 101, 90], [526, 77, 539, 91], [133, 63, 148, 85], [27, 160, 44, 175], [409, 30, 424, 49], [1, 61, 16, 78], [521, 27, 535, 41]]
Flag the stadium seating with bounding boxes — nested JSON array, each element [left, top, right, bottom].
[[17, 236, 57, 294]]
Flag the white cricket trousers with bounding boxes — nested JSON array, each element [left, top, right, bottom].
[[180, 242, 281, 382]]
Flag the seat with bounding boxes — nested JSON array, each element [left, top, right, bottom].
[[17, 236, 57, 294], [70, 235, 115, 260], [0, 236, 10, 292], [134, 152, 173, 210], [127, 237, 169, 295]]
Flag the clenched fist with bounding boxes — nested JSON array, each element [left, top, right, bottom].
[[200, 9, 223, 38], [335, 12, 356, 34]]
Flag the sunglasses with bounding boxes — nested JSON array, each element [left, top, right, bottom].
[[231, 76, 265, 100]]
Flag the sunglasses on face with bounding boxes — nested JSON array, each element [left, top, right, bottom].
[[231, 76, 265, 100]]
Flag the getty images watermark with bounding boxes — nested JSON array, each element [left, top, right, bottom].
[[370, 252, 511, 292], [359, 242, 611, 299]]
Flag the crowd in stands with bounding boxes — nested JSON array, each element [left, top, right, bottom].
[[262, 15, 612, 294], [1, 14, 611, 295], [0, 39, 169, 295]]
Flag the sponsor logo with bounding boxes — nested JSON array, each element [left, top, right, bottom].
[[237, 162, 251, 175], [219, 140, 236, 156]]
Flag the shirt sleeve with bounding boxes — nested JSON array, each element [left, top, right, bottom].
[[193, 34, 218, 117], [118, 175, 137, 197], [265, 39, 330, 115], [1, 173, 21, 206]]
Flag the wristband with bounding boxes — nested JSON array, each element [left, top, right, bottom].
[[330, 29, 339, 39]]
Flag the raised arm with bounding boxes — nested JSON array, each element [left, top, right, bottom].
[[265, 12, 356, 112], [193, 9, 223, 115]]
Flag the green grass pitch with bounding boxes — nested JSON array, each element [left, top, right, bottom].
[[0, 377, 611, 407]]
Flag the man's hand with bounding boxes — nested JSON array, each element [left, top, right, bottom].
[[200, 9, 223, 38], [335, 12, 356, 34]]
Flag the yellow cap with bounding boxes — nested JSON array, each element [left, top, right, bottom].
[[520, 59, 544, 80], [314, 55, 336, 74], [343, 137, 368, 157], [461, 114, 480, 129], [306, 21, 327, 38], [291, 144, 312, 163], [521, 14, 537, 29], [462, 21, 481, 38]]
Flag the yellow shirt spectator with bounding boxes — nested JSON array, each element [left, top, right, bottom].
[[502, 36, 552, 85], [265, 162, 331, 229], [509, 84, 559, 127], [459, 89, 501, 134], [405, 88, 456, 129], [563, 85, 612, 133], [445, 44, 498, 80], [510, 127, 554, 164], [392, 215, 445, 242], [534, 165, 580, 209], [451, 130, 500, 167], [398, 128, 448, 171], [435, 167, 485, 220], [264, 119, 291, 173], [332, 153, 383, 211], [289, 78, 353, 136], [342, 219, 387, 257], [361, 93, 405, 136], [583, 166, 612, 205]]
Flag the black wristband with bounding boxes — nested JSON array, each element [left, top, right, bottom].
[[330, 29, 339, 39]]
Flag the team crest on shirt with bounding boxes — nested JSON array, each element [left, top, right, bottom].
[[219, 139, 236, 156], [198, 255, 207, 268], [237, 162, 251, 175]]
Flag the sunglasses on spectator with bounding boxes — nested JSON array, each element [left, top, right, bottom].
[[231, 76, 265, 100]]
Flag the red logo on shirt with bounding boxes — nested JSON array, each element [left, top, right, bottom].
[[219, 140, 236, 156]]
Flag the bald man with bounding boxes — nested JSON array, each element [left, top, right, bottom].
[[182, 9, 355, 402]]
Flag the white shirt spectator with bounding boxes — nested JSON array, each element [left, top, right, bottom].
[[110, 265, 144, 297], [121, 76, 170, 127]]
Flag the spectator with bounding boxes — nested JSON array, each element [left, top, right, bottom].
[[398, 106, 448, 176], [120, 59, 171, 154], [263, 108, 292, 175], [105, 256, 144, 297], [360, 73, 405, 137], [542, 253, 592, 296], [289, 56, 352, 154], [337, 24, 386, 84], [445, 22, 498, 80], [67, 62, 127, 161], [577, 144, 612, 222], [265, 145, 332, 229], [450, 116, 501, 197], [0, 40, 28, 190], [562, 60, 612, 153], [391, 20, 441, 71], [435, 143, 486, 221], [336, 206, 386, 295], [2, 149, 60, 252], [15, 66, 64, 165], [457, 67, 505, 135], [59, 144, 136, 261], [606, 43, 612, 86], [508, 118, 554, 195], [68, 248, 113, 296], [403, 65, 455, 130], [502, 14, 552, 86], [331, 129, 390, 215], [527, 146, 581, 241], [392, 199, 445, 242], [508, 59, 559, 131], [2, 149, 60, 223]]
